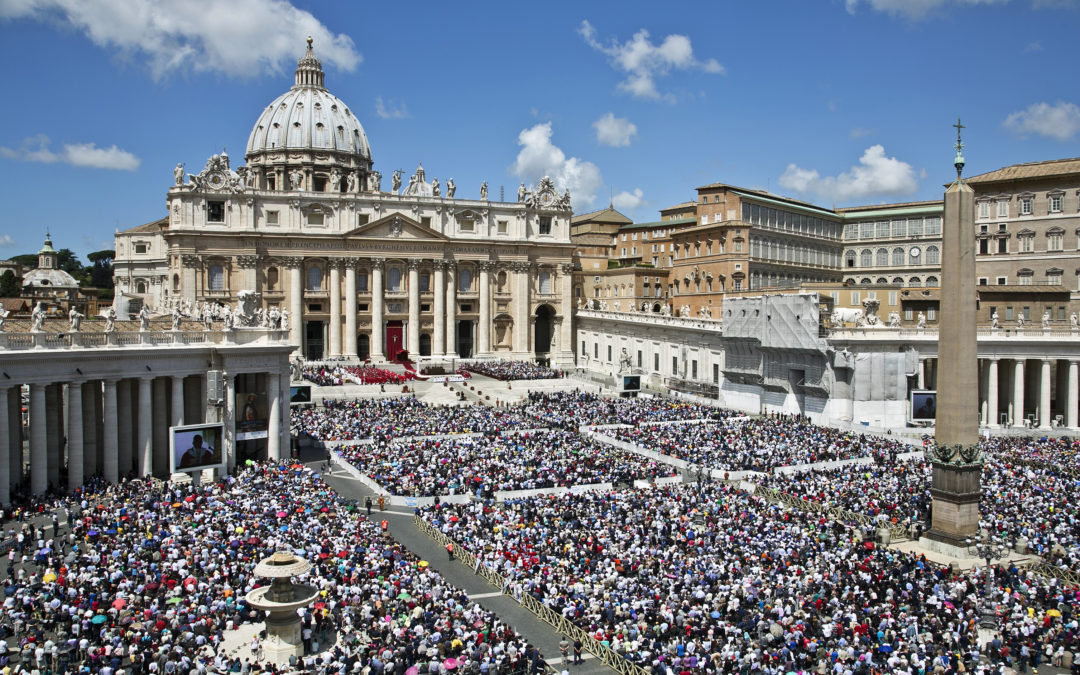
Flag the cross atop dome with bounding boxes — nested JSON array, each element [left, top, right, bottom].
[[293, 36, 325, 90]]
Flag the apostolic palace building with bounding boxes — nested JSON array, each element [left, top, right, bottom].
[[114, 39, 576, 367]]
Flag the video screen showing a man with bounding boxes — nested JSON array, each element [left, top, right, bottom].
[[172, 426, 223, 471]]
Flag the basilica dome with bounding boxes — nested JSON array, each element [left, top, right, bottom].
[[245, 38, 372, 164]]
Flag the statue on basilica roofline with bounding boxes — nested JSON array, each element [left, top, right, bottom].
[[174, 163, 185, 186], [104, 306, 116, 333], [138, 305, 152, 332], [517, 182, 527, 203], [431, 178, 441, 197], [347, 172, 358, 193], [31, 302, 47, 332], [371, 170, 382, 192], [392, 169, 402, 194], [0, 306, 9, 332], [480, 181, 488, 200], [446, 178, 455, 198], [69, 306, 84, 332]]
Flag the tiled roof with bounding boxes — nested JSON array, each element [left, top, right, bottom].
[[119, 216, 168, 234], [965, 157, 1080, 184]]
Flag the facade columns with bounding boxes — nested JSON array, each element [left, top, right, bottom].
[[152, 378, 168, 475], [0, 388, 8, 507], [171, 376, 185, 428], [371, 259, 385, 361], [558, 264, 574, 361], [917, 360, 926, 390], [987, 359, 999, 428], [478, 261, 492, 356], [513, 262, 531, 355], [432, 261, 446, 357], [1040, 358, 1053, 429], [445, 263, 457, 357], [344, 261, 358, 358], [117, 380, 133, 478], [408, 259, 421, 358], [102, 380, 119, 484], [29, 383, 46, 496], [1012, 359, 1026, 427], [267, 371, 282, 461], [81, 382, 98, 479], [137, 378, 153, 476], [286, 257, 303, 352], [7, 389, 20, 495], [329, 259, 342, 357], [67, 383, 83, 492]]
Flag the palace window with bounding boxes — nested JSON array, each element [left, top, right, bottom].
[[892, 247, 905, 266], [266, 267, 279, 291], [1047, 268, 1063, 285], [539, 271, 552, 294], [266, 210, 279, 226], [1049, 194, 1064, 213], [860, 249, 872, 267], [458, 268, 472, 292], [876, 248, 888, 266], [134, 243, 148, 254], [925, 245, 940, 265], [1047, 228, 1064, 251], [209, 265, 225, 291], [978, 202, 989, 219], [1019, 233, 1034, 253], [538, 217, 551, 235], [997, 201, 1009, 218], [845, 250, 856, 268], [358, 273, 368, 292], [1020, 197, 1034, 215], [497, 220, 508, 234], [908, 218, 922, 236], [306, 265, 323, 290], [387, 267, 402, 292], [307, 211, 324, 226]]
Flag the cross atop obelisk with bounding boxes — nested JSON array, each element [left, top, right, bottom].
[[953, 117, 965, 178]]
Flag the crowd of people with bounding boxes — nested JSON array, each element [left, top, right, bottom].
[[605, 415, 911, 472], [457, 361, 563, 381], [0, 463, 547, 675], [302, 365, 415, 387], [291, 398, 530, 442], [337, 430, 677, 497], [519, 391, 725, 430], [422, 482, 1080, 674]]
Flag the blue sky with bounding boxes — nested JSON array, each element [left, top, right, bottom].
[[1, 0, 1078, 260]]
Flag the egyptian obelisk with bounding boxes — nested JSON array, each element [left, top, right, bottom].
[[925, 120, 982, 551]]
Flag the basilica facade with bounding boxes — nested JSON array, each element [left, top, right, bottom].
[[114, 39, 575, 365]]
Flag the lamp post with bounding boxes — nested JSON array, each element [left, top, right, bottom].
[[966, 532, 1009, 630]]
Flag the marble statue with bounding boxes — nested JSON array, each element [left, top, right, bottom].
[[480, 181, 488, 200], [431, 178, 441, 197], [446, 178, 455, 198], [1042, 309, 1051, 329], [347, 172, 358, 193], [600, 300, 608, 311], [576, 297, 583, 310], [627, 301, 635, 313], [68, 307, 84, 332], [30, 302, 47, 332], [888, 311, 901, 328], [329, 168, 342, 191], [174, 162, 185, 186], [268, 306, 282, 329], [104, 306, 116, 333], [370, 171, 382, 192], [203, 308, 213, 331], [138, 305, 151, 332], [171, 306, 182, 331], [0, 306, 8, 332], [991, 310, 1000, 329], [281, 309, 289, 331], [517, 182, 527, 203], [660, 305, 671, 317], [1017, 314, 1026, 328], [391, 169, 402, 194], [288, 169, 303, 191], [223, 307, 234, 330], [1071, 313, 1078, 330], [916, 312, 926, 331], [290, 356, 303, 382], [618, 348, 632, 374], [680, 305, 690, 318], [642, 302, 650, 312], [235, 290, 260, 327]]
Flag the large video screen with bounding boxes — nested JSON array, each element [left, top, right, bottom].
[[910, 390, 937, 422], [621, 375, 641, 392], [290, 385, 312, 404], [170, 423, 225, 473]]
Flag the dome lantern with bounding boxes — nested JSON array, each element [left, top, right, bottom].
[[294, 36, 325, 90]]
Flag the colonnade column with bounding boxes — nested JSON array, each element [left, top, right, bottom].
[[67, 383, 83, 492], [267, 372, 281, 461], [153, 378, 168, 474], [1012, 359, 1026, 427], [1040, 359, 1053, 429], [987, 359, 999, 428], [513, 262, 530, 355], [82, 382, 98, 479], [7, 388, 20, 490], [0, 388, 8, 507], [138, 377, 153, 476], [433, 261, 446, 357], [371, 258, 385, 361], [478, 261, 492, 356], [171, 375, 185, 428], [45, 385, 60, 490], [917, 360, 926, 390], [344, 260, 358, 358], [329, 259, 342, 358], [286, 257, 303, 352], [29, 384, 46, 496], [117, 380, 132, 478], [408, 259, 421, 358], [445, 263, 457, 357], [102, 380, 118, 484], [1068, 361, 1079, 429]]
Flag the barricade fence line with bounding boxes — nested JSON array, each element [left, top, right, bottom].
[[414, 514, 648, 675]]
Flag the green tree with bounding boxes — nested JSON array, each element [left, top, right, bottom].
[[0, 270, 19, 297], [87, 249, 115, 288], [11, 254, 36, 268]]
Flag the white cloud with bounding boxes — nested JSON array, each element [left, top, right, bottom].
[[1003, 101, 1080, 141], [611, 188, 646, 212], [374, 97, 410, 120], [778, 145, 918, 203], [511, 122, 603, 208], [0, 134, 140, 170], [845, 0, 1009, 19], [593, 113, 638, 147], [849, 127, 874, 140], [1024, 40, 1043, 52], [579, 20, 723, 101], [0, 234, 14, 248], [0, 0, 361, 80]]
